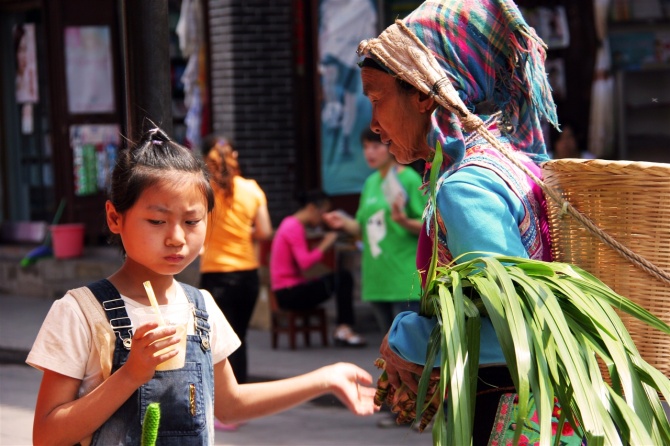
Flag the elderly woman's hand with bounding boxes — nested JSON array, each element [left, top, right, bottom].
[[374, 334, 442, 431]]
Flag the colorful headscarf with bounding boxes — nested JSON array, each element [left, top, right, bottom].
[[396, 0, 559, 165]]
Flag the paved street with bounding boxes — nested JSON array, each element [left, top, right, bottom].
[[0, 363, 426, 446], [5, 293, 670, 446], [0, 365, 37, 445], [0, 293, 428, 445]]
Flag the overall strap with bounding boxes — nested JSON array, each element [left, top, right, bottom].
[[87, 279, 134, 350], [178, 282, 211, 352]]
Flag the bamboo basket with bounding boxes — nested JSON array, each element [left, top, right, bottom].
[[542, 158, 670, 378]]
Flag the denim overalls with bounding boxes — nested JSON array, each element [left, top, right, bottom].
[[86, 279, 214, 445]]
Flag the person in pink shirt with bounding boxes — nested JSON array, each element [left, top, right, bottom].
[[270, 190, 366, 347]]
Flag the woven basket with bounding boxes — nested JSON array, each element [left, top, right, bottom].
[[542, 158, 670, 378]]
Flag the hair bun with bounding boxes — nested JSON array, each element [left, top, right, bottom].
[[143, 127, 171, 145]]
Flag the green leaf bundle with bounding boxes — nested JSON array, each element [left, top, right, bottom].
[[419, 255, 670, 445]]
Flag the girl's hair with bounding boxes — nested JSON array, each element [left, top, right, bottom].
[[201, 134, 240, 204], [108, 127, 215, 248], [295, 189, 330, 210]]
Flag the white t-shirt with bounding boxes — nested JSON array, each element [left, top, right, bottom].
[[27, 284, 240, 398]]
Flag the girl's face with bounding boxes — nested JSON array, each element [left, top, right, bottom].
[[361, 67, 433, 164], [362, 140, 393, 170], [106, 174, 208, 277]]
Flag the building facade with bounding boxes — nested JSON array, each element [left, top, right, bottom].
[[0, 0, 604, 245]]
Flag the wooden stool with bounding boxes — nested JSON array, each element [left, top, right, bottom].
[[268, 288, 329, 350]]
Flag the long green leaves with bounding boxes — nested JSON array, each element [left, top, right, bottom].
[[421, 141, 444, 316], [421, 255, 670, 445]]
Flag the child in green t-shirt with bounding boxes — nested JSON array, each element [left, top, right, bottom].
[[323, 128, 427, 333]]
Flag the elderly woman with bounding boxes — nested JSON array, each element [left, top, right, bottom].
[[358, 0, 561, 443]]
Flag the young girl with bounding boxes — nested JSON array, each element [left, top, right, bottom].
[[27, 127, 377, 445]]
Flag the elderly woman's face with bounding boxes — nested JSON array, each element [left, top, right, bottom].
[[361, 67, 433, 164]]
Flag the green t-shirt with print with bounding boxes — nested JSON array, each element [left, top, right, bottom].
[[355, 167, 427, 303]]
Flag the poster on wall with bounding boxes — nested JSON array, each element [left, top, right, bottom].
[[319, 0, 378, 195], [64, 26, 115, 114], [70, 124, 120, 196], [14, 23, 39, 104]]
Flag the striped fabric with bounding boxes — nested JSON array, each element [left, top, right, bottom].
[[400, 0, 559, 166]]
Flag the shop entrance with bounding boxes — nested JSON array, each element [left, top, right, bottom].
[[1, 0, 126, 245]]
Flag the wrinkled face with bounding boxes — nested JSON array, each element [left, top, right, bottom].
[[107, 175, 208, 276], [361, 67, 433, 164], [362, 140, 393, 170]]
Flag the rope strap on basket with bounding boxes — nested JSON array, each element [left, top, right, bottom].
[[357, 21, 670, 287]]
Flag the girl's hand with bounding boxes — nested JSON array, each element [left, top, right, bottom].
[[120, 323, 180, 386], [322, 363, 378, 415]]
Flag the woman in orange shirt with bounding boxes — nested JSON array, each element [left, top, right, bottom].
[[199, 135, 273, 396]]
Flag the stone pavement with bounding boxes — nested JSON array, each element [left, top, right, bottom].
[[0, 293, 429, 445]]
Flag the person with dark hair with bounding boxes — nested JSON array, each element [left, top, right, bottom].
[[27, 127, 377, 445], [270, 189, 366, 346]]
